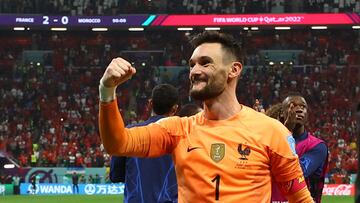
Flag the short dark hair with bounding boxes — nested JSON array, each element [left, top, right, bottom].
[[265, 103, 284, 123], [177, 103, 202, 117], [282, 91, 304, 103], [152, 84, 179, 115], [190, 31, 242, 62]]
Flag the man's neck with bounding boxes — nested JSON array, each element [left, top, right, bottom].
[[292, 125, 305, 137], [203, 91, 242, 120]]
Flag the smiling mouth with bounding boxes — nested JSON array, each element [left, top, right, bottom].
[[191, 75, 208, 83], [191, 77, 208, 86], [192, 80, 206, 84]]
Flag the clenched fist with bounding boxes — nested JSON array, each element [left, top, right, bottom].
[[100, 57, 136, 88]]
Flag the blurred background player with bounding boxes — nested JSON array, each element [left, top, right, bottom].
[[176, 103, 203, 117], [270, 93, 328, 203], [110, 84, 180, 203], [72, 172, 79, 194], [29, 175, 36, 195], [265, 103, 284, 122], [252, 98, 265, 113]]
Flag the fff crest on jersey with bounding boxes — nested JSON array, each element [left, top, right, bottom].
[[210, 143, 225, 162], [238, 144, 251, 160]]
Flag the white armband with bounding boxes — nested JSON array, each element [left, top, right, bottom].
[[99, 81, 116, 102]]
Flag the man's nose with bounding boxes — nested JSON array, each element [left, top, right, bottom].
[[295, 107, 304, 113], [190, 64, 201, 74]]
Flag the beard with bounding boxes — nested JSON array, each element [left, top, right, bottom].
[[189, 79, 225, 101]]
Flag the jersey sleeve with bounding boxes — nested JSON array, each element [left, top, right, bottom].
[[124, 118, 184, 157], [268, 120, 303, 182], [99, 100, 184, 157]]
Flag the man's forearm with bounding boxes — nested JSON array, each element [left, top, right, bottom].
[[98, 81, 128, 155], [99, 99, 128, 155]]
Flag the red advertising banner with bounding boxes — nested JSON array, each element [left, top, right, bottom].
[[322, 184, 355, 196], [156, 13, 360, 26]]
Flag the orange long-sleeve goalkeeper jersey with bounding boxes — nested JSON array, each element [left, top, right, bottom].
[[99, 100, 304, 203]]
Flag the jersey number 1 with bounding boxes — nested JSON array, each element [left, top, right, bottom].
[[211, 174, 220, 200]]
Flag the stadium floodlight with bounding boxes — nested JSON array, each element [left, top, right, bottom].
[[177, 27, 193, 31], [128, 27, 144, 31], [51, 27, 67, 31], [4, 164, 15, 169], [13, 27, 25, 31], [311, 26, 327, 30], [275, 26, 291, 30], [251, 27, 259, 30], [92, 28, 108, 31], [352, 26, 360, 29], [205, 27, 221, 31], [243, 27, 249, 30]]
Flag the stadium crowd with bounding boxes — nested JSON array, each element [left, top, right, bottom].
[[0, 0, 359, 15], [0, 29, 358, 185]]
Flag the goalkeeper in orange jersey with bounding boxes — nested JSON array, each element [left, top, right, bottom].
[[98, 31, 314, 203]]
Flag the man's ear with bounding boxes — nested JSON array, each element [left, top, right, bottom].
[[169, 104, 179, 116], [228, 62, 242, 79]]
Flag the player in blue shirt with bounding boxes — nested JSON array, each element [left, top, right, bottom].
[[109, 84, 179, 203]]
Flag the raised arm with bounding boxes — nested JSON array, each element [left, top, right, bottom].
[[98, 57, 136, 155], [99, 58, 180, 157]]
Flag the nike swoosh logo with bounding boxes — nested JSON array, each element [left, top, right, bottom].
[[187, 147, 200, 152]]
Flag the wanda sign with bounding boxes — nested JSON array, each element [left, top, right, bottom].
[[322, 184, 354, 196]]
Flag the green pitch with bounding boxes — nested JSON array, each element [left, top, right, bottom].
[[322, 196, 354, 203], [1, 195, 354, 203]]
